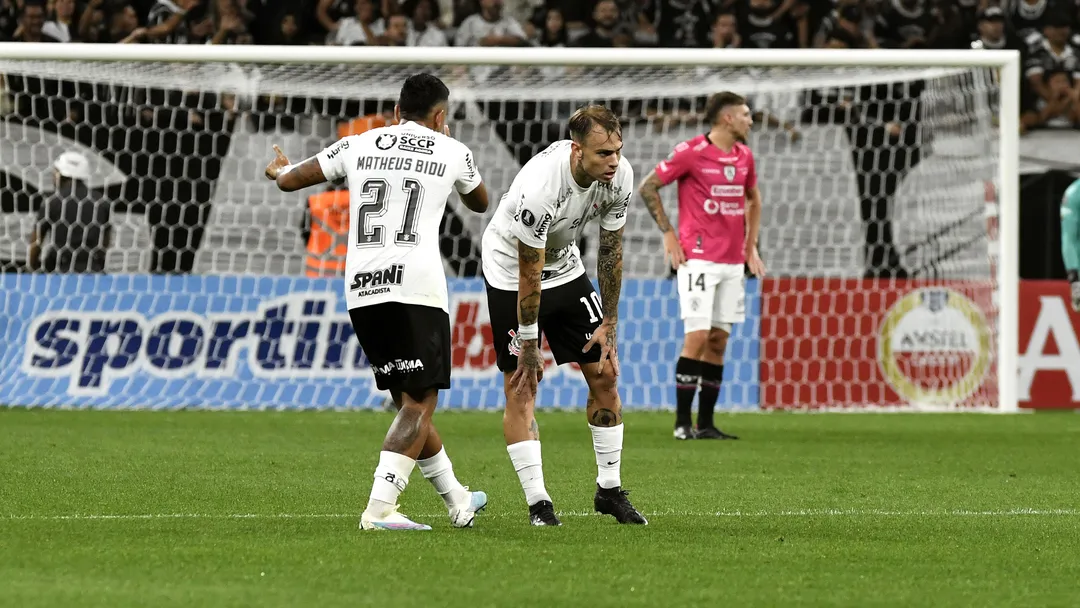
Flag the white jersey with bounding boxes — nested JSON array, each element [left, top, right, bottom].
[[481, 140, 633, 291], [316, 121, 482, 311]]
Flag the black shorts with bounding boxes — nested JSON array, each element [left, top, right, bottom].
[[350, 302, 451, 397], [486, 272, 604, 373]]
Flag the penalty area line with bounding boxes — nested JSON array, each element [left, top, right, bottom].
[[3, 508, 1078, 522]]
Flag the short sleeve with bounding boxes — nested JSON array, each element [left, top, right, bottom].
[[745, 150, 758, 190], [654, 140, 695, 185], [508, 189, 556, 249], [455, 145, 482, 194], [600, 162, 634, 231], [316, 137, 350, 182]]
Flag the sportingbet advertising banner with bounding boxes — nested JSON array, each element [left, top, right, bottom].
[[1018, 280, 1080, 409], [0, 274, 761, 410]]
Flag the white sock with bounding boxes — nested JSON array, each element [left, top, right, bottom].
[[417, 447, 470, 508], [366, 450, 416, 518], [590, 423, 623, 490], [506, 440, 551, 506]]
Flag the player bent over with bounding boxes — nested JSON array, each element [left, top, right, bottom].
[[265, 74, 490, 530], [638, 91, 766, 440], [481, 105, 646, 526]]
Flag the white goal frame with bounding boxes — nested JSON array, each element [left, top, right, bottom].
[[0, 43, 1021, 412]]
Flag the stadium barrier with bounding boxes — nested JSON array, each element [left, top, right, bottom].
[[6, 274, 1073, 410]]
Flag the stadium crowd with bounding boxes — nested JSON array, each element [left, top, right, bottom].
[[2, 0, 1080, 129]]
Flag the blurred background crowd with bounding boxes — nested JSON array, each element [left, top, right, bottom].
[[2, 0, 1080, 131]]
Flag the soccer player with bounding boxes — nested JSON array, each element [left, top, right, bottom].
[[1063, 177, 1080, 312], [638, 91, 767, 441], [482, 105, 647, 526], [264, 74, 490, 531]]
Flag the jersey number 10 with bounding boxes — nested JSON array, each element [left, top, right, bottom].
[[355, 177, 426, 247]]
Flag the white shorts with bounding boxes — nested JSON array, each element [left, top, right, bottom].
[[677, 260, 746, 333]]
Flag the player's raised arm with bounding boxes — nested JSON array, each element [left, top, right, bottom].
[[265, 138, 350, 192], [1062, 179, 1080, 311]]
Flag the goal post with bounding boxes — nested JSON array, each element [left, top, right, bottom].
[[0, 43, 1020, 411]]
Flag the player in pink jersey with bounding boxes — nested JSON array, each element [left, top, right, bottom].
[[638, 91, 766, 440]]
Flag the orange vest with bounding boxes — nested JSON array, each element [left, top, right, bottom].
[[306, 190, 351, 278]]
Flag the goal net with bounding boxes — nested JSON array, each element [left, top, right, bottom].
[[0, 45, 1019, 411]]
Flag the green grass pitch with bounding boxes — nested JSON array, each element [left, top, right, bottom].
[[2, 409, 1079, 607]]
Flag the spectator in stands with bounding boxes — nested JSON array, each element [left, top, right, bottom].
[[12, 1, 60, 42], [383, 10, 408, 44], [602, 0, 659, 47], [874, 0, 938, 49], [273, 12, 305, 44], [738, 0, 803, 48], [814, 0, 875, 48], [1010, 0, 1062, 41], [405, 0, 448, 45], [101, 5, 148, 43], [654, 0, 711, 48], [0, 0, 18, 40], [1022, 67, 1080, 131], [29, 151, 112, 274], [207, 10, 251, 43], [575, 0, 630, 47], [333, 0, 384, 44], [924, 0, 970, 49], [42, 0, 77, 41], [535, 5, 570, 46], [315, 0, 354, 37], [145, 0, 205, 43], [455, 0, 527, 46], [712, 9, 740, 47], [1024, 10, 1080, 104], [972, 5, 1014, 49]]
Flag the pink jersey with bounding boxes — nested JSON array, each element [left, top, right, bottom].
[[653, 134, 757, 265]]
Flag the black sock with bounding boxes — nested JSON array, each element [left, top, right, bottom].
[[674, 357, 701, 428], [697, 363, 724, 430]]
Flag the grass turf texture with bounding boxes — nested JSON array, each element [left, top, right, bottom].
[[2, 410, 1078, 608]]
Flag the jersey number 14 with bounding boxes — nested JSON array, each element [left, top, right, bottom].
[[355, 177, 425, 247]]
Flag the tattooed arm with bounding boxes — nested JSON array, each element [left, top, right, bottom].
[[582, 225, 624, 376], [638, 171, 673, 233], [597, 226, 623, 324], [639, 169, 686, 270], [510, 239, 546, 396]]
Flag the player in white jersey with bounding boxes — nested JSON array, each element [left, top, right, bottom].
[[264, 74, 490, 531], [481, 105, 647, 526]]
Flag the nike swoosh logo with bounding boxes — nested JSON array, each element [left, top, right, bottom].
[[606, 460, 619, 466]]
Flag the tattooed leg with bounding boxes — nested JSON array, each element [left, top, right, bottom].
[[582, 362, 623, 427], [503, 371, 539, 444], [382, 388, 438, 458]]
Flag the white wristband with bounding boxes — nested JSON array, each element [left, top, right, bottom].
[[517, 323, 539, 341], [279, 163, 297, 176]]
